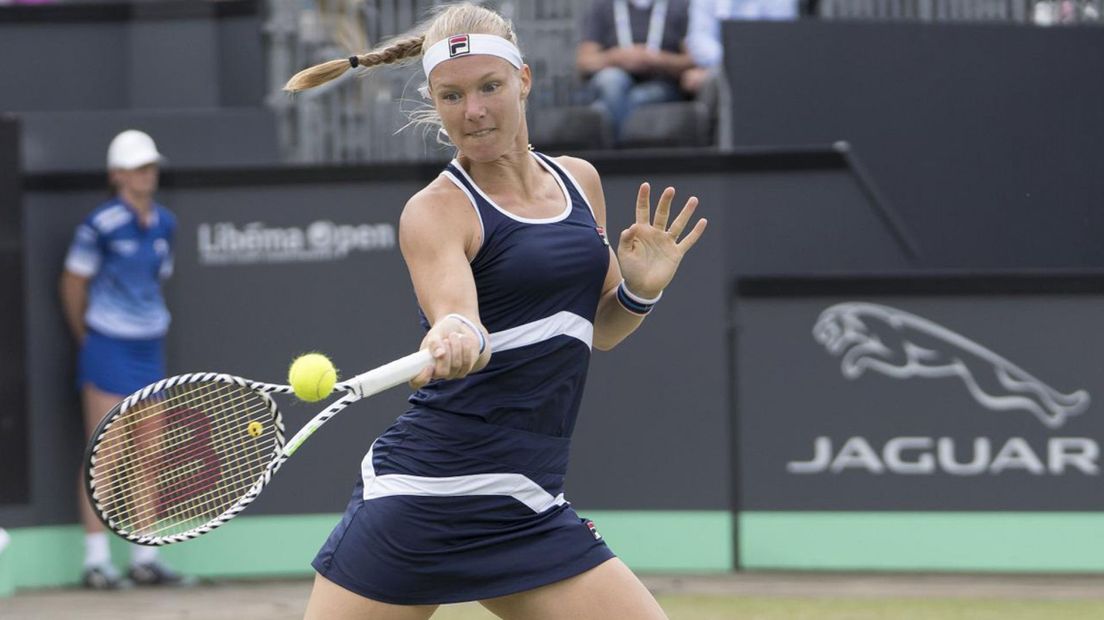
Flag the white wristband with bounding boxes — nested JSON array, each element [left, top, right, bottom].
[[616, 280, 662, 316], [443, 313, 486, 354], [620, 280, 662, 304]]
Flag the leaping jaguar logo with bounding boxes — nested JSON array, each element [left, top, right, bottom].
[[813, 302, 1090, 429]]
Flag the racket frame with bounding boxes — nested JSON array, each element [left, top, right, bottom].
[[83, 349, 431, 546]]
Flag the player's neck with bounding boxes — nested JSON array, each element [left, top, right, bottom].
[[465, 147, 543, 202]]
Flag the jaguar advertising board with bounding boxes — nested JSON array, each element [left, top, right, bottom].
[[736, 291, 1104, 510]]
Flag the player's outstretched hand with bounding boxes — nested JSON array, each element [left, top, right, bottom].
[[617, 183, 708, 299]]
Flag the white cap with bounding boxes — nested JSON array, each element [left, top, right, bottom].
[[106, 130, 165, 170]]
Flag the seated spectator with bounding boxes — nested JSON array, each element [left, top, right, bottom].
[[576, 0, 696, 142]]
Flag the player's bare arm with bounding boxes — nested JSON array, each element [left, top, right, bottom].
[[400, 179, 492, 387]]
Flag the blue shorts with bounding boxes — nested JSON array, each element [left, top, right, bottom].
[[77, 329, 165, 395], [312, 407, 615, 605]]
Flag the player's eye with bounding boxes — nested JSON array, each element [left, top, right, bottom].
[[482, 82, 501, 94], [440, 91, 461, 103]]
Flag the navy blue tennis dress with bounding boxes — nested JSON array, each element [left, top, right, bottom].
[[312, 151, 615, 604]]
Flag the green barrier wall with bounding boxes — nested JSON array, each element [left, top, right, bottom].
[[740, 512, 1104, 572], [0, 511, 732, 595]]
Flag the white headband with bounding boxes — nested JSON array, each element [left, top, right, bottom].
[[421, 33, 523, 78]]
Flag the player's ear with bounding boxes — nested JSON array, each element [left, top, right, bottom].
[[519, 64, 531, 100]]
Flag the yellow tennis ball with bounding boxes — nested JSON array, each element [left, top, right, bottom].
[[288, 353, 337, 402], [247, 421, 264, 437]]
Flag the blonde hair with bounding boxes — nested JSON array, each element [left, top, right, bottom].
[[284, 2, 520, 93]]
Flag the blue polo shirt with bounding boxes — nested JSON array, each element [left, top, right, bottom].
[[64, 198, 176, 340]]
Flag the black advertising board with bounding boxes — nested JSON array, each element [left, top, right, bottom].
[[737, 280, 1104, 511]]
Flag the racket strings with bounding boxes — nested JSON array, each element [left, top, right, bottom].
[[139, 393, 276, 534], [94, 405, 273, 516], [90, 381, 271, 467], [90, 381, 281, 538], [95, 420, 273, 523], [91, 383, 272, 489], [96, 403, 275, 535]]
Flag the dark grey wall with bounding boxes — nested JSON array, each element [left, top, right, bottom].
[[18, 109, 281, 173], [0, 22, 128, 113], [0, 1, 266, 112], [6, 152, 885, 526], [724, 21, 1104, 271]]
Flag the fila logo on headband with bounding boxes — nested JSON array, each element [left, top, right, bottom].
[[448, 35, 471, 58]]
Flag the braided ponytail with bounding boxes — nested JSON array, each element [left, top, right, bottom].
[[285, 2, 521, 142], [284, 34, 426, 93]]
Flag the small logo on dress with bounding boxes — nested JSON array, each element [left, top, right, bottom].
[[596, 226, 609, 246], [585, 520, 602, 540], [448, 35, 471, 58]]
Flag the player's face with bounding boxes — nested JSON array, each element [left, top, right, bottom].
[[110, 163, 160, 198], [429, 55, 530, 162]]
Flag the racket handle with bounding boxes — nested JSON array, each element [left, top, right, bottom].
[[344, 349, 433, 397]]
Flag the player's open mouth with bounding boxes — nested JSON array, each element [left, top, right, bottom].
[[468, 128, 495, 137]]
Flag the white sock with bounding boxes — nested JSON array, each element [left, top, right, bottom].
[[84, 533, 110, 568], [131, 544, 158, 566]]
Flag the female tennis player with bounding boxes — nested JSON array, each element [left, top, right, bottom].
[[60, 130, 191, 589], [286, 3, 706, 618]]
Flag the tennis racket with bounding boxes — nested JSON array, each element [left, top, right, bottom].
[[83, 349, 432, 546]]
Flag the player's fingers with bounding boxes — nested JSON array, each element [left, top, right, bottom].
[[676, 218, 708, 253], [667, 196, 698, 239], [459, 331, 479, 373], [618, 226, 638, 253], [446, 332, 465, 379], [434, 336, 453, 379], [409, 363, 434, 390], [635, 182, 650, 225], [653, 187, 675, 229], [425, 333, 448, 378], [427, 334, 446, 360]]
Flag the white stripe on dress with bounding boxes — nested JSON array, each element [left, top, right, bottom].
[[489, 311, 593, 353], [361, 445, 567, 513]]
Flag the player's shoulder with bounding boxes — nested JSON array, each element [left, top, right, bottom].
[[552, 155, 605, 217], [552, 155, 598, 180], [552, 156, 601, 192], [405, 174, 469, 214], [401, 174, 478, 233]]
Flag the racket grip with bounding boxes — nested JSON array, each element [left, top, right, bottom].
[[345, 349, 433, 397]]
